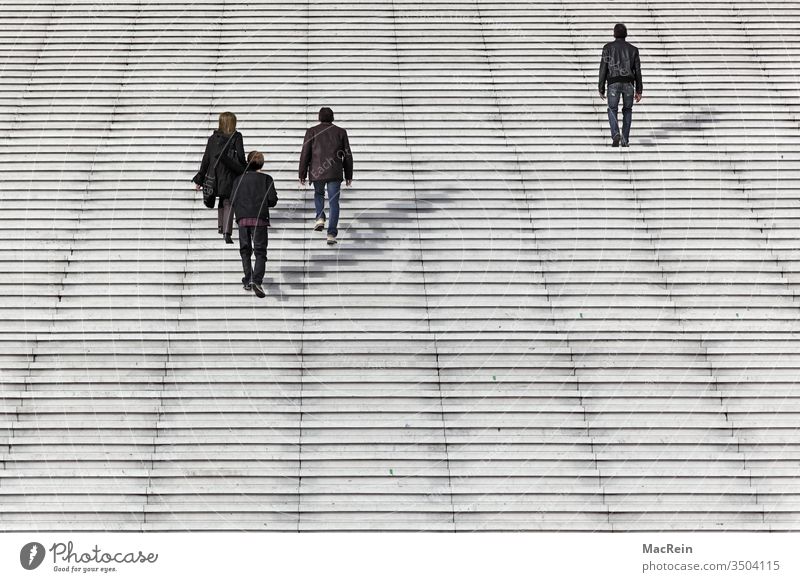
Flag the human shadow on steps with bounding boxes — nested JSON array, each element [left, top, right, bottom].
[[636, 106, 719, 148]]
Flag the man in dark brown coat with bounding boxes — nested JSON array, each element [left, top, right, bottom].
[[298, 107, 353, 245]]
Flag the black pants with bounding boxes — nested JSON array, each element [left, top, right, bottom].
[[238, 224, 268, 285]]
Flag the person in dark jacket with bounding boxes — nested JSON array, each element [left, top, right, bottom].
[[226, 151, 278, 298], [298, 107, 353, 245], [598, 24, 643, 147], [193, 111, 247, 242]]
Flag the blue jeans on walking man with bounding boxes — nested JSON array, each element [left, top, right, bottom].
[[314, 180, 341, 237], [607, 81, 634, 144]]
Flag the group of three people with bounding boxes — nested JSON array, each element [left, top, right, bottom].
[[193, 107, 354, 298], [193, 24, 641, 299]]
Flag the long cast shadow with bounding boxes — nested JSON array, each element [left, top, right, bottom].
[[636, 106, 718, 147]]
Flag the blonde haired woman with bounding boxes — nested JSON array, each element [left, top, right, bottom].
[[193, 111, 247, 242]]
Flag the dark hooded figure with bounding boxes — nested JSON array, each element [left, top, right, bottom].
[[598, 24, 643, 147], [193, 111, 247, 242]]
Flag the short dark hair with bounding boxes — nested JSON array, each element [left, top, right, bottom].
[[318, 107, 334, 123], [247, 150, 264, 170], [614, 23, 627, 38]]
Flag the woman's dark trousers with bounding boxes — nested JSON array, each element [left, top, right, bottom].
[[217, 198, 232, 235]]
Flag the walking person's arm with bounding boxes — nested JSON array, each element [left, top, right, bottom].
[[634, 48, 643, 102], [342, 130, 353, 187], [193, 139, 211, 190], [299, 127, 313, 185], [598, 45, 608, 99], [233, 131, 247, 173], [266, 176, 278, 208]]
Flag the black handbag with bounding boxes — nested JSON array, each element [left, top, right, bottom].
[[202, 176, 216, 208]]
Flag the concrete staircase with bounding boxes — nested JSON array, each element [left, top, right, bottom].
[[1, 0, 799, 531]]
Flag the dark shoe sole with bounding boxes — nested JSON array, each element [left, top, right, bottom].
[[252, 285, 266, 298], [327, 239, 337, 245], [314, 223, 325, 231]]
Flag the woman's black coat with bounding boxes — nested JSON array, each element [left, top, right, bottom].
[[193, 130, 246, 204]]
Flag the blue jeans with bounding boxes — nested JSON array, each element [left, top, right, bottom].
[[314, 181, 341, 236], [607, 82, 634, 143]]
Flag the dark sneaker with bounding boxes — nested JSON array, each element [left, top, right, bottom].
[[621, 141, 630, 148], [243, 282, 252, 291], [252, 283, 266, 298], [327, 234, 337, 245], [224, 233, 233, 244], [612, 135, 620, 147]]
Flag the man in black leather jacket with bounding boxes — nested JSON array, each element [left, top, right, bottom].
[[599, 24, 643, 147], [299, 107, 354, 246]]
